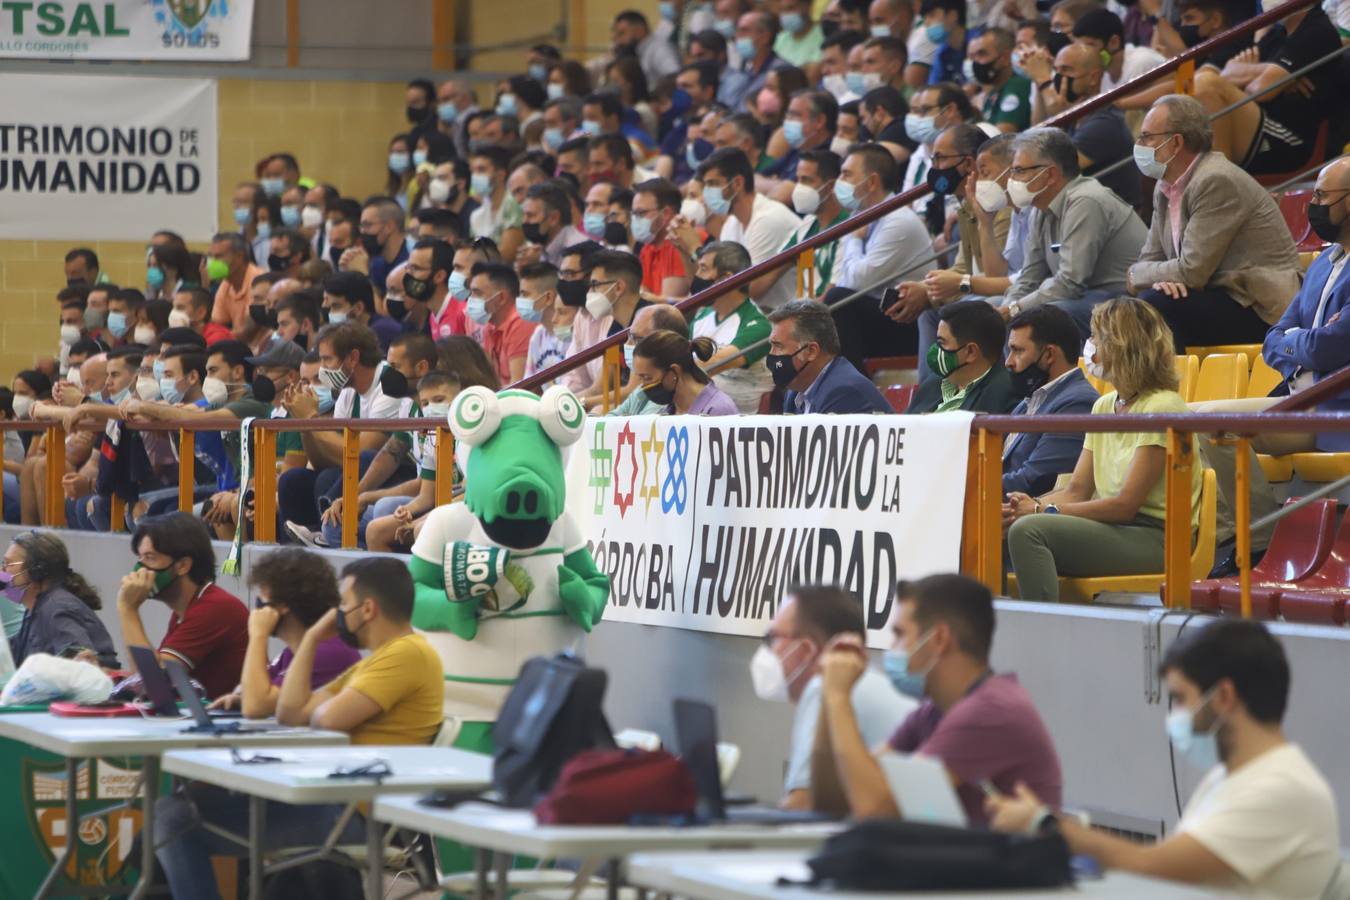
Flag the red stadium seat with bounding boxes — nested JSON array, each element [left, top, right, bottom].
[[1268, 509, 1350, 625], [1256, 122, 1329, 191], [1190, 498, 1337, 614], [1277, 189, 1319, 251], [883, 384, 917, 413]]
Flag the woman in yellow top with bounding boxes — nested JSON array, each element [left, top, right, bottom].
[[1005, 298, 1202, 602]]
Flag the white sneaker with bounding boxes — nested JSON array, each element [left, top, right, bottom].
[[285, 521, 329, 548]]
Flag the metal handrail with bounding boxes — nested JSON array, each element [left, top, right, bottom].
[[509, 0, 1319, 394]]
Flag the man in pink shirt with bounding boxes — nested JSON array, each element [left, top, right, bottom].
[[469, 263, 539, 383], [207, 233, 265, 339], [407, 240, 464, 341]]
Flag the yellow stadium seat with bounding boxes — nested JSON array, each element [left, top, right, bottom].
[[1175, 355, 1199, 402], [1258, 455, 1295, 482], [1289, 453, 1350, 482], [1077, 358, 1110, 394], [1192, 354, 1249, 402], [1007, 470, 1217, 603], [1247, 356, 1283, 399], [1185, 344, 1261, 367]]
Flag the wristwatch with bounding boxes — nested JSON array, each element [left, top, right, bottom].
[[1007, 301, 1022, 317], [959, 275, 972, 294], [1044, 503, 1061, 515]]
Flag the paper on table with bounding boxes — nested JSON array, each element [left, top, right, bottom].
[[713, 859, 813, 883]]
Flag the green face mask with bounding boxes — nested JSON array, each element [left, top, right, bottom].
[[135, 561, 179, 596], [926, 341, 962, 378], [205, 257, 230, 282]]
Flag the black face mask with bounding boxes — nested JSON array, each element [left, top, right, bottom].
[[1046, 30, 1071, 56], [403, 271, 436, 302], [248, 303, 270, 327], [1178, 23, 1204, 47], [766, 348, 806, 388], [603, 221, 629, 245], [557, 278, 589, 307], [926, 162, 965, 196], [328, 245, 346, 268], [1307, 200, 1346, 243], [292, 333, 308, 350], [689, 276, 714, 296], [359, 232, 384, 257], [1052, 71, 1079, 103], [820, 17, 839, 38], [380, 364, 411, 399], [972, 60, 1000, 85], [335, 604, 362, 648], [267, 253, 292, 272], [522, 221, 547, 245], [67, 276, 88, 287], [252, 374, 277, 404], [386, 296, 407, 320], [405, 104, 427, 125], [1008, 354, 1050, 398], [642, 371, 676, 407]]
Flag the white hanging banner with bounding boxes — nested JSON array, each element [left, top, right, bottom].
[[564, 412, 974, 648], [0, 73, 218, 242], [0, 0, 254, 61]]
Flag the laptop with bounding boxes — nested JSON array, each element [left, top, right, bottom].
[[877, 752, 968, 827], [672, 698, 830, 826], [163, 658, 290, 734], [127, 645, 185, 717]]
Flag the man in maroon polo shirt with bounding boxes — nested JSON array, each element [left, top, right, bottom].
[[469, 262, 539, 383]]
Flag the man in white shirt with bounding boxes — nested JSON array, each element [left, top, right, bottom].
[[989, 619, 1341, 899], [754, 584, 916, 810], [697, 147, 802, 310], [826, 142, 934, 368]]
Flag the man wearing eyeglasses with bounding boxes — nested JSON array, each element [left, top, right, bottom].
[[1127, 94, 1300, 352], [1001, 127, 1147, 335]]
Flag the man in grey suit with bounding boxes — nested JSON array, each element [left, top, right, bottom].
[[1001, 128, 1148, 335], [1128, 95, 1301, 352]]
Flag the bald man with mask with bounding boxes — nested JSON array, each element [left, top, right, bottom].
[[1043, 42, 1140, 208]]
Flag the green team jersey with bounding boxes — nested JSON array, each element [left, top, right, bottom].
[[691, 296, 771, 366]]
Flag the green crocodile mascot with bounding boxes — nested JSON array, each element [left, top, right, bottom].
[[408, 384, 608, 755]]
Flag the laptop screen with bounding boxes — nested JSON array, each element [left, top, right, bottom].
[[127, 645, 180, 718], [672, 698, 726, 820], [163, 657, 212, 727]]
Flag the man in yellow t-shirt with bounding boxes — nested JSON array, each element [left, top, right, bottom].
[[154, 557, 444, 900]]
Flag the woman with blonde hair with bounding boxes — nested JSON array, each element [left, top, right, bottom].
[[630, 330, 738, 415], [1004, 298, 1202, 601]]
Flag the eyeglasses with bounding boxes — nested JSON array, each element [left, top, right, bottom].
[[1008, 164, 1049, 178], [760, 630, 797, 645], [1136, 130, 1179, 143], [1311, 188, 1350, 205], [930, 152, 971, 166], [588, 279, 618, 291], [910, 104, 938, 115]]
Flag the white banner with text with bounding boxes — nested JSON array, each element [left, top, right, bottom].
[[564, 413, 974, 648], [0, 0, 254, 60], [0, 73, 218, 241]]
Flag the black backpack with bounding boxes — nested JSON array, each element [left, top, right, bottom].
[[491, 652, 615, 807], [796, 818, 1074, 892]]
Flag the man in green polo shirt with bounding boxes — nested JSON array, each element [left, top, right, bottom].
[[970, 28, 1031, 134], [691, 240, 774, 413], [782, 149, 850, 300], [907, 300, 1018, 414]]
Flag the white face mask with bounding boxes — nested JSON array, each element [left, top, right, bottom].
[[301, 205, 325, 229], [422, 402, 451, 420], [59, 324, 81, 346], [168, 309, 192, 329], [66, 368, 84, 392], [135, 376, 161, 401], [319, 365, 350, 391], [679, 197, 708, 226], [133, 325, 156, 345], [428, 177, 452, 204], [1082, 337, 1106, 380], [974, 178, 1008, 213], [791, 182, 822, 216], [1007, 170, 1048, 209], [749, 641, 812, 702], [829, 135, 853, 157], [201, 376, 229, 408], [586, 287, 614, 319], [11, 395, 34, 420]]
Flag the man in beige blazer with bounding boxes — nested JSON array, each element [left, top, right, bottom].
[[1127, 94, 1301, 352]]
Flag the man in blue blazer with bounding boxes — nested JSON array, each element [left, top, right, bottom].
[[767, 300, 891, 414], [1002, 306, 1100, 495]]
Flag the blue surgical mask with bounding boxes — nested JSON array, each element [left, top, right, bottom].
[[780, 11, 804, 32], [882, 631, 933, 698], [547, 82, 565, 100], [1166, 693, 1222, 770], [108, 385, 131, 406], [659, 0, 676, 20], [261, 177, 285, 198], [153, 360, 166, 380], [703, 183, 732, 216], [905, 112, 939, 145], [735, 36, 755, 59], [413, 150, 428, 168], [313, 384, 335, 413], [1133, 140, 1172, 180], [529, 63, 549, 82], [257, 221, 274, 241], [280, 204, 301, 227], [438, 101, 459, 123], [146, 266, 165, 289], [783, 119, 805, 148], [447, 270, 470, 300], [834, 178, 860, 211], [580, 119, 602, 136], [466, 295, 491, 324], [405, 233, 417, 254], [389, 152, 411, 174], [623, 343, 636, 369], [470, 172, 492, 196], [713, 17, 736, 37], [1012, 61, 1030, 79], [496, 93, 518, 117], [232, 207, 250, 227], [870, 23, 891, 37], [516, 296, 543, 322], [630, 213, 653, 244], [926, 21, 948, 43], [327, 310, 348, 325], [583, 211, 607, 237], [106, 311, 128, 338], [159, 376, 184, 404], [543, 126, 565, 151]]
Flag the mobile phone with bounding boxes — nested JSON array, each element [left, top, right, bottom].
[[881, 287, 900, 310]]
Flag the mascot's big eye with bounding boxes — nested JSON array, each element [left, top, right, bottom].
[[538, 385, 586, 446], [449, 386, 503, 446]]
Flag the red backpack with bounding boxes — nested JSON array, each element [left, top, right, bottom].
[[532, 749, 697, 825]]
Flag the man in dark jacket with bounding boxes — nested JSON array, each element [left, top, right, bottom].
[[908, 301, 1019, 415], [768, 300, 891, 414]]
